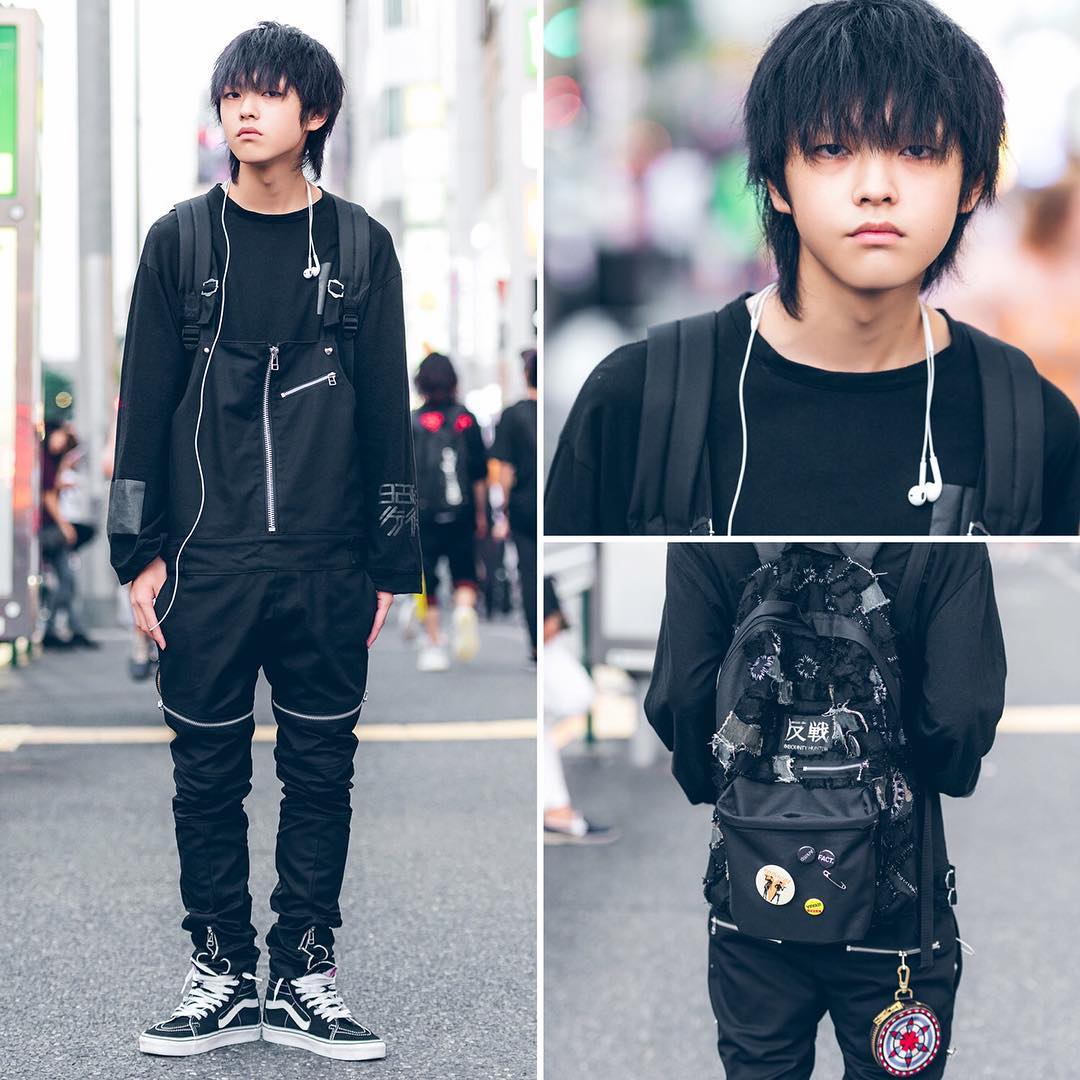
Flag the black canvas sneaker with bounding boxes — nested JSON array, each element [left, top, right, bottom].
[[262, 960, 386, 1060], [138, 958, 261, 1056]]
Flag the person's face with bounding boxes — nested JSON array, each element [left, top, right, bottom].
[[218, 77, 326, 174], [768, 124, 981, 295]]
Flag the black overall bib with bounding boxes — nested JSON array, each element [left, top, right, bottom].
[[152, 190, 379, 979]]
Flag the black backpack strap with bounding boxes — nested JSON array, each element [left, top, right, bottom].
[[322, 193, 372, 339], [967, 324, 1044, 533], [175, 192, 218, 351], [885, 542, 940, 971], [628, 312, 717, 534]]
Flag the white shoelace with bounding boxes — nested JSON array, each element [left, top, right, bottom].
[[292, 970, 354, 1022], [171, 959, 258, 1020]]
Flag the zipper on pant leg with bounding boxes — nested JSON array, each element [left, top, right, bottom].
[[263, 345, 279, 533]]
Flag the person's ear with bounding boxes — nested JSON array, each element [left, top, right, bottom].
[[959, 179, 985, 215], [767, 179, 793, 216], [305, 111, 328, 134]]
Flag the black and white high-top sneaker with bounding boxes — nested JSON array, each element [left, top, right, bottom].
[[138, 958, 262, 1056], [262, 960, 386, 1060]]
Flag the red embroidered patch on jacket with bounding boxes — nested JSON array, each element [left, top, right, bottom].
[[419, 411, 445, 432], [453, 413, 474, 432]]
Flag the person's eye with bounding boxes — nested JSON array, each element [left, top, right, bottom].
[[902, 144, 938, 160], [813, 143, 847, 159], [264, 90, 282, 98]]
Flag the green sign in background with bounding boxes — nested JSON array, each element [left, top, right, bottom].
[[0, 25, 16, 197]]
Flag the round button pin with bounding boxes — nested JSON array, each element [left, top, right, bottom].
[[797, 845, 816, 864], [755, 865, 795, 906], [817, 849, 836, 868], [804, 898, 825, 916]]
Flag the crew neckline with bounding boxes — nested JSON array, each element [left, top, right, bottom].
[[725, 291, 964, 392], [214, 182, 329, 223]]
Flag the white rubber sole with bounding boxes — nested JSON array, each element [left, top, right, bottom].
[[138, 1025, 261, 1056], [261, 1023, 387, 1060]]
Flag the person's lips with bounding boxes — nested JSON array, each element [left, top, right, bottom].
[[850, 221, 903, 245], [237, 128, 262, 137]]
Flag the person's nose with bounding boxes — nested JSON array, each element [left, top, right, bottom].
[[851, 152, 898, 207], [238, 94, 260, 121]]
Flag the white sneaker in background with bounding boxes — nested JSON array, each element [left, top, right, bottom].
[[451, 605, 480, 662], [417, 643, 450, 672]]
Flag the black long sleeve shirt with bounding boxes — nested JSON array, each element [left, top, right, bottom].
[[109, 184, 422, 594], [545, 295, 1080, 535]]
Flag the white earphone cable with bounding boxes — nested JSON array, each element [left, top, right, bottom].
[[145, 180, 232, 632], [727, 281, 778, 535]]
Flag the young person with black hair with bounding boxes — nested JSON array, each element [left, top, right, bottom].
[[545, 0, 1080, 537], [108, 21, 420, 1060], [645, 542, 1006, 1078], [491, 348, 539, 658], [411, 351, 488, 671]]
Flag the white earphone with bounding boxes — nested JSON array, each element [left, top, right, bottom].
[[302, 179, 320, 278], [726, 282, 943, 535], [906, 300, 942, 507]]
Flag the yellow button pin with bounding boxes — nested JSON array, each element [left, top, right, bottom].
[[804, 898, 824, 916]]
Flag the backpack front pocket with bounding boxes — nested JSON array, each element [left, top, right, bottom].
[[716, 776, 880, 944]]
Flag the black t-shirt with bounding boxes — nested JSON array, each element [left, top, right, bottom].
[[490, 397, 537, 527], [545, 294, 1080, 535]]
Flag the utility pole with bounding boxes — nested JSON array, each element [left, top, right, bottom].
[[76, 0, 115, 622]]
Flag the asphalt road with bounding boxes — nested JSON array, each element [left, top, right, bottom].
[[545, 544, 1080, 1079], [0, 606, 537, 1080]]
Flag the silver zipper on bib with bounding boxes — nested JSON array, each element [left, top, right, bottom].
[[280, 371, 337, 398], [263, 345, 279, 532]]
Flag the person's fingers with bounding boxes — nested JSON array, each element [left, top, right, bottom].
[[366, 594, 394, 648], [133, 593, 166, 650]]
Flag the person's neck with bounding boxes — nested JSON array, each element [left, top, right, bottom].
[[227, 164, 322, 215], [526, 388, 538, 400], [753, 256, 951, 373]]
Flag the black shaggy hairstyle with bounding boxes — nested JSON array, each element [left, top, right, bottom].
[[744, 0, 1006, 318], [414, 352, 459, 402], [210, 21, 346, 184]]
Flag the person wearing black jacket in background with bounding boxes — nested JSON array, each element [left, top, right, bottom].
[[491, 348, 538, 658], [644, 542, 1005, 1079], [108, 22, 418, 1061]]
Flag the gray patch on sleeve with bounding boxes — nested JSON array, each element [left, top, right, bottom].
[[107, 478, 147, 536]]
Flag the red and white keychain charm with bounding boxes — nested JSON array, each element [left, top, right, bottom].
[[870, 952, 942, 1076]]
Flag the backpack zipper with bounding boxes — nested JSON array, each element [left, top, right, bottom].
[[279, 371, 337, 398], [846, 941, 940, 956], [263, 345, 279, 532]]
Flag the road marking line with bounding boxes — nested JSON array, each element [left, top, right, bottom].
[[0, 719, 537, 752]]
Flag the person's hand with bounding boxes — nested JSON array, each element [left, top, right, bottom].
[[492, 517, 509, 541], [367, 590, 394, 648], [131, 556, 168, 650], [59, 521, 78, 547], [475, 513, 489, 540]]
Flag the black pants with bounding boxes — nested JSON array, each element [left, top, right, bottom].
[[707, 909, 962, 1079], [154, 564, 377, 979], [420, 516, 477, 604], [511, 518, 537, 652]]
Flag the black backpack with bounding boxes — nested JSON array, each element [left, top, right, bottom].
[[172, 186, 372, 352], [413, 403, 474, 524], [705, 543, 947, 970], [626, 310, 1045, 535]]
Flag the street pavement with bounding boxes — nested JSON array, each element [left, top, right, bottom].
[[545, 544, 1080, 1079], [0, 604, 537, 1080]]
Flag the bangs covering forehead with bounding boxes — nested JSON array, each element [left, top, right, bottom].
[[744, 0, 1007, 318], [210, 20, 345, 183]]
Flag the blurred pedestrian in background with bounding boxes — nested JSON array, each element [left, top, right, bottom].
[[491, 348, 538, 660], [412, 351, 488, 672], [39, 419, 98, 650], [543, 576, 617, 845]]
